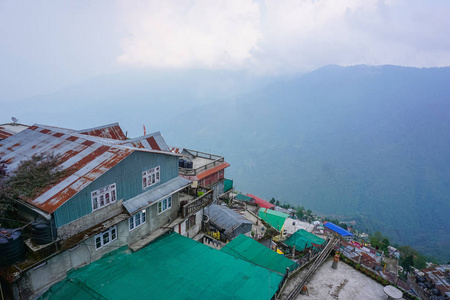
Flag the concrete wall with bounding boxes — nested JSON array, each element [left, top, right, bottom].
[[176, 209, 203, 238]]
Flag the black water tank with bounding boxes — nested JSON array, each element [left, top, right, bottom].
[[186, 161, 193, 169], [0, 228, 25, 267], [179, 159, 185, 168], [31, 219, 57, 245]]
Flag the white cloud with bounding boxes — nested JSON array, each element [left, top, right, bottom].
[[117, 0, 261, 69], [117, 0, 450, 74]]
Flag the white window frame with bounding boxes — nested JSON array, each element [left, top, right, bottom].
[[142, 166, 161, 189], [129, 210, 146, 231], [157, 196, 172, 215], [91, 183, 117, 211], [94, 226, 117, 250]]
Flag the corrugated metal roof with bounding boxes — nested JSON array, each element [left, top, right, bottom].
[[123, 177, 191, 214], [42, 232, 283, 300], [221, 234, 298, 274], [259, 208, 289, 231], [170, 147, 184, 154], [0, 123, 29, 140], [324, 222, 354, 237], [284, 229, 325, 251], [0, 124, 177, 214], [117, 131, 170, 151], [206, 204, 252, 235], [247, 194, 275, 209], [197, 162, 230, 180], [77, 123, 127, 140]]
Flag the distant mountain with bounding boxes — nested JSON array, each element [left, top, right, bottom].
[[167, 65, 450, 262]]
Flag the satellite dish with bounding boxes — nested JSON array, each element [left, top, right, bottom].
[[11, 117, 18, 124]]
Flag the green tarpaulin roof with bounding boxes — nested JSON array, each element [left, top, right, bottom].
[[259, 208, 289, 231], [41, 232, 283, 300], [221, 234, 298, 274], [284, 229, 325, 251], [235, 193, 252, 202]]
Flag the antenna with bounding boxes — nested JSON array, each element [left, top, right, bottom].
[[11, 117, 18, 124]]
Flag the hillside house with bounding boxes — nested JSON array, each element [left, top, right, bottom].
[[247, 193, 275, 210], [171, 148, 231, 201], [0, 122, 28, 140], [0, 123, 212, 299], [205, 204, 252, 241], [324, 222, 354, 241]]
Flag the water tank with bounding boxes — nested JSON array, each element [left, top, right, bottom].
[[183, 160, 189, 168], [179, 159, 185, 168], [186, 161, 193, 169], [0, 229, 25, 267], [31, 219, 57, 245]]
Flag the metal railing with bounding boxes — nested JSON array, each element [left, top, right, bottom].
[[178, 149, 224, 176], [181, 189, 213, 218]]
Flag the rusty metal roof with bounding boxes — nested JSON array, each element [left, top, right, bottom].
[[77, 123, 128, 140], [0, 124, 176, 214], [0, 123, 29, 140], [117, 132, 170, 151]]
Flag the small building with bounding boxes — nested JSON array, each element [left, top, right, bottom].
[[421, 265, 450, 298], [324, 222, 354, 241], [42, 232, 284, 300], [205, 204, 252, 241], [173, 148, 231, 201], [284, 229, 325, 253], [235, 193, 253, 202], [221, 234, 298, 275], [259, 208, 289, 231], [283, 218, 314, 235], [248, 194, 275, 209]]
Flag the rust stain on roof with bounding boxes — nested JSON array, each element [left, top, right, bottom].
[[78, 123, 127, 140], [66, 136, 79, 142], [53, 132, 64, 138], [147, 136, 161, 151]]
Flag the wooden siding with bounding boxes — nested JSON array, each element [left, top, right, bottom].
[[54, 151, 179, 227]]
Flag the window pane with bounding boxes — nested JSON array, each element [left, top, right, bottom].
[[135, 214, 141, 226], [129, 217, 134, 230], [143, 177, 147, 188], [163, 199, 167, 210], [142, 211, 146, 223], [100, 195, 105, 206], [111, 227, 116, 240], [103, 232, 109, 244], [158, 202, 162, 213], [93, 197, 98, 210], [168, 196, 172, 208], [95, 236, 101, 249], [152, 174, 155, 184], [105, 193, 110, 204], [111, 190, 116, 202]]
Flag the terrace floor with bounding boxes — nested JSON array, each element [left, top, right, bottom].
[[280, 257, 387, 300]]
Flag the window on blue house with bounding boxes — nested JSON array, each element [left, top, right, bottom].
[[142, 166, 160, 189], [95, 226, 117, 250], [92, 183, 117, 211], [129, 210, 146, 231], [157, 196, 172, 214]]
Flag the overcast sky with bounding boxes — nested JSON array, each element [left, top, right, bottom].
[[1, 0, 450, 102]]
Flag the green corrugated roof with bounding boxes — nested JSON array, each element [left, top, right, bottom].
[[235, 193, 252, 202], [284, 229, 325, 251], [221, 234, 298, 274], [41, 232, 283, 300], [259, 208, 289, 231]]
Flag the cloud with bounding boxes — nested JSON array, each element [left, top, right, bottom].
[[117, 0, 450, 74], [117, 0, 261, 70]]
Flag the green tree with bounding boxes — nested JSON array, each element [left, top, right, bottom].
[[269, 198, 275, 204], [400, 255, 414, 273], [275, 200, 280, 206]]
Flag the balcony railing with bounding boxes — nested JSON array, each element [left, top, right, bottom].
[[181, 188, 213, 218], [178, 149, 224, 176]]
